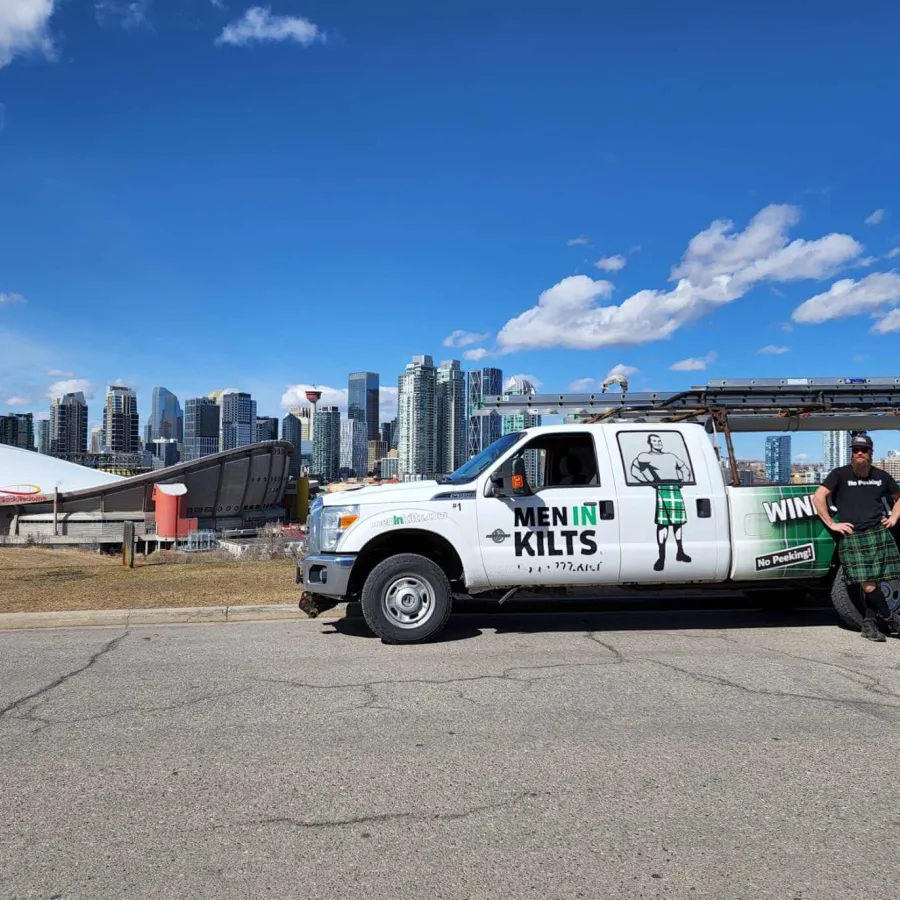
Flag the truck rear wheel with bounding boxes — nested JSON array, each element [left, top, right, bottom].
[[831, 568, 863, 630], [360, 553, 453, 644], [831, 569, 900, 630]]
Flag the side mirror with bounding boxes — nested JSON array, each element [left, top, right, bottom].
[[489, 457, 532, 498]]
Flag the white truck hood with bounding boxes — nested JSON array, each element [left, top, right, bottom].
[[322, 480, 455, 506]]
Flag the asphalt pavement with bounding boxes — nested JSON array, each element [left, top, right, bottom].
[[2, 603, 899, 900]]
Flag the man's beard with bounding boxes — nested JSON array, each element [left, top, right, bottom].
[[852, 458, 871, 477]]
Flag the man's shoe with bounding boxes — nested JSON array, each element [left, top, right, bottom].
[[676, 550, 692, 563], [879, 613, 900, 637], [861, 619, 886, 642]]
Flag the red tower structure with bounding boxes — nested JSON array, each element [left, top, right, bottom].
[[305, 389, 322, 439]]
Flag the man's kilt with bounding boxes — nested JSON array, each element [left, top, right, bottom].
[[839, 526, 900, 584], [655, 484, 687, 527]]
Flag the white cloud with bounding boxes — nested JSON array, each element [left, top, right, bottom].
[[47, 378, 95, 400], [0, 0, 56, 70], [594, 254, 627, 272], [281, 383, 398, 421], [0, 292, 27, 305], [792, 272, 900, 324], [607, 363, 638, 379], [507, 373, 543, 390], [886, 248, 900, 259], [569, 377, 597, 391], [216, 6, 323, 47], [94, 0, 150, 29], [865, 209, 885, 226], [757, 345, 789, 354], [443, 329, 490, 348], [494, 205, 863, 353], [872, 309, 900, 335], [46, 368, 73, 377], [567, 236, 590, 246], [462, 347, 489, 361], [670, 351, 717, 372], [795, 453, 809, 461], [4, 396, 29, 406]]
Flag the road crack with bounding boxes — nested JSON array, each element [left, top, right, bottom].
[[213, 790, 550, 832], [0, 632, 128, 723]]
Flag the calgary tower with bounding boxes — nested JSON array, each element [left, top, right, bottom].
[[305, 389, 322, 439]]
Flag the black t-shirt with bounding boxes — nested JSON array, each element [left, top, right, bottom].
[[823, 465, 900, 529]]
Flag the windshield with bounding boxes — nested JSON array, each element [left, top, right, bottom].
[[439, 432, 523, 484]]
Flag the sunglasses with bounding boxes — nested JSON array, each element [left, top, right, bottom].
[[852, 447, 871, 454]]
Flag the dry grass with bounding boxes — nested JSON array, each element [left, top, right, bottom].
[[0, 547, 299, 614]]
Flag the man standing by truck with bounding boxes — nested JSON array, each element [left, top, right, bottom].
[[813, 433, 900, 642]]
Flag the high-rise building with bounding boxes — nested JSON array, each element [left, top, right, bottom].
[[467, 367, 503, 458], [502, 377, 542, 485], [149, 439, 180, 469], [219, 392, 257, 451], [378, 456, 400, 480], [50, 392, 88, 455], [90, 425, 103, 454], [823, 431, 851, 472], [313, 406, 341, 483], [148, 387, 183, 444], [36, 419, 50, 455], [281, 409, 312, 476], [398, 354, 437, 478], [103, 385, 139, 453], [183, 397, 221, 461], [256, 416, 279, 442], [765, 436, 792, 484], [348, 372, 380, 442], [340, 418, 368, 477], [368, 440, 388, 475], [436, 359, 467, 475], [0, 412, 34, 450]]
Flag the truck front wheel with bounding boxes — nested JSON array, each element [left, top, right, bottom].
[[360, 553, 453, 644]]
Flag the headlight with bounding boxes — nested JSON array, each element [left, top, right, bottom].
[[306, 500, 323, 555], [320, 505, 359, 552]]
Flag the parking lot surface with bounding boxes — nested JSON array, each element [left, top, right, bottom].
[[2, 604, 898, 900]]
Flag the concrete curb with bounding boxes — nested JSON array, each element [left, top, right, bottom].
[[0, 603, 349, 631]]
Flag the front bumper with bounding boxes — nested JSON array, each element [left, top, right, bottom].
[[300, 554, 358, 599]]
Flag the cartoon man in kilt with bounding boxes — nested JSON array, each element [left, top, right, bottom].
[[814, 432, 900, 642], [630, 434, 693, 571]]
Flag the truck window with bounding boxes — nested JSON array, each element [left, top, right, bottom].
[[516, 433, 599, 489]]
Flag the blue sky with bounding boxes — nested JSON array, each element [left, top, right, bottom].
[[2, 0, 900, 462]]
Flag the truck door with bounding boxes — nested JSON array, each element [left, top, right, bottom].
[[607, 426, 728, 583], [476, 430, 621, 587]]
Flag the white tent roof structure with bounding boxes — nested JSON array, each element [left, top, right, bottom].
[[0, 444, 123, 502]]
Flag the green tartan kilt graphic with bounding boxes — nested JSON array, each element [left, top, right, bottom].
[[655, 484, 687, 527], [839, 526, 900, 584]]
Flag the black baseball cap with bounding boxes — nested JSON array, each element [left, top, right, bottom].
[[851, 433, 873, 451]]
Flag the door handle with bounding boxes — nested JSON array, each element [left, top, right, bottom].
[[696, 498, 711, 518], [599, 500, 615, 520]]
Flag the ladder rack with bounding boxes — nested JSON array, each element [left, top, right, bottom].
[[478, 377, 900, 431]]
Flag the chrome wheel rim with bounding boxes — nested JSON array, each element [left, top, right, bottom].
[[383, 575, 435, 629]]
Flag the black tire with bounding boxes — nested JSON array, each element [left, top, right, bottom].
[[360, 553, 453, 644], [831, 567, 863, 630]]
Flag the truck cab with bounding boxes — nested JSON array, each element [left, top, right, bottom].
[[302, 422, 738, 643]]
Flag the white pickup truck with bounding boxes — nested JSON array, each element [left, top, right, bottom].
[[300, 422, 899, 643]]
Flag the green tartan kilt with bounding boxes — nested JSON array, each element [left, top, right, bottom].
[[655, 484, 687, 527], [838, 526, 900, 584]]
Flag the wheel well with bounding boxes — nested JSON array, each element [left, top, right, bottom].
[[348, 529, 465, 597]]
